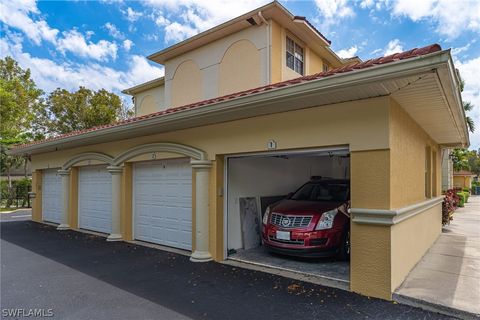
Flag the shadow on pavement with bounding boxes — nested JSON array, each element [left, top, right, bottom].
[[1, 221, 449, 320]]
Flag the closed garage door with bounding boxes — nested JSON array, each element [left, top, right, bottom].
[[42, 169, 62, 223], [133, 158, 192, 250], [78, 165, 112, 234]]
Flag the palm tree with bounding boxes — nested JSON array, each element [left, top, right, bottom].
[[459, 76, 475, 133], [464, 102, 475, 133]]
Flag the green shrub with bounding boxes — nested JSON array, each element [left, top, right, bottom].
[[0, 178, 32, 208], [463, 187, 471, 194], [456, 192, 466, 207]]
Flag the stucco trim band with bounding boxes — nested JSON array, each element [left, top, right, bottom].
[[351, 196, 443, 225]]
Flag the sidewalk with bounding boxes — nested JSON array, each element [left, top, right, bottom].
[[394, 195, 480, 319]]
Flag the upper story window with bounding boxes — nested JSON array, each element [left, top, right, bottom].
[[286, 37, 304, 75], [322, 63, 329, 73]]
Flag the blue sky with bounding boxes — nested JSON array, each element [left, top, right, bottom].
[[1, 0, 479, 149]]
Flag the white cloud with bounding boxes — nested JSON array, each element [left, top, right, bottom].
[[0, 0, 59, 45], [123, 7, 143, 23], [164, 22, 198, 43], [386, 0, 480, 40], [384, 39, 403, 56], [143, 0, 269, 43], [104, 22, 125, 40], [123, 39, 133, 51], [314, 0, 354, 19], [57, 30, 118, 61], [455, 57, 480, 149], [313, 0, 354, 31], [0, 34, 163, 95], [337, 46, 358, 58]]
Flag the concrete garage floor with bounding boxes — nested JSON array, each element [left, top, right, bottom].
[[228, 246, 349, 290], [1, 221, 448, 320], [395, 196, 480, 319]]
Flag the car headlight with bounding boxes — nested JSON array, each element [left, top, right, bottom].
[[263, 207, 270, 225], [315, 209, 338, 230]]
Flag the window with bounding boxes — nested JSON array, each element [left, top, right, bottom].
[[425, 146, 432, 198], [322, 63, 329, 73], [286, 37, 304, 75]]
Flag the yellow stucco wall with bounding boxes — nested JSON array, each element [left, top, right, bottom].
[[350, 150, 392, 299], [453, 176, 472, 189], [390, 204, 441, 290], [387, 97, 442, 293], [121, 163, 133, 241], [389, 98, 440, 208], [69, 167, 78, 229], [171, 60, 203, 107], [31, 170, 42, 222], [138, 95, 157, 116], [270, 20, 282, 84], [218, 40, 261, 96]]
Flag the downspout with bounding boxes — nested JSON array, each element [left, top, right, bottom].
[[258, 11, 271, 84]]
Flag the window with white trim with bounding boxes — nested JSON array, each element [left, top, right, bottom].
[[286, 37, 304, 75]]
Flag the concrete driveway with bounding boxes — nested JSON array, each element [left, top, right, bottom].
[[1, 221, 449, 320], [395, 196, 480, 319], [0, 209, 32, 222]]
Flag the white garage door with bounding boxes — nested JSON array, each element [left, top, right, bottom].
[[42, 169, 62, 223], [133, 158, 192, 250], [78, 165, 112, 234]]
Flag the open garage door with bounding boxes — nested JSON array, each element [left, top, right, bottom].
[[225, 147, 350, 288], [78, 165, 112, 234], [42, 169, 62, 224], [133, 158, 192, 250]]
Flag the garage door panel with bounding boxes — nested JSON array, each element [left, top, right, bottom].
[[78, 166, 112, 234], [42, 169, 63, 224], [134, 159, 192, 250]]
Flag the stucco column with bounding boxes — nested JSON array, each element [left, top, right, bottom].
[[107, 166, 123, 241], [57, 169, 71, 230], [190, 160, 213, 262]]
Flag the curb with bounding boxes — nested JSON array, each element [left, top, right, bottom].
[[393, 292, 480, 320]]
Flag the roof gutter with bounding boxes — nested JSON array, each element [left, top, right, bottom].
[[10, 50, 466, 156]]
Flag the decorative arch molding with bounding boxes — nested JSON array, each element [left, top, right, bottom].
[[62, 152, 114, 170], [113, 142, 208, 166]]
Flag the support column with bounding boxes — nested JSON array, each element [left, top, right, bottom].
[[57, 169, 71, 230], [190, 160, 213, 262], [107, 166, 123, 241]]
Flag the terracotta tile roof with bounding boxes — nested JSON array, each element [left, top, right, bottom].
[[14, 44, 442, 150], [293, 16, 331, 44]]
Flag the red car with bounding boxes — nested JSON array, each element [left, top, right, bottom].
[[262, 178, 350, 260]]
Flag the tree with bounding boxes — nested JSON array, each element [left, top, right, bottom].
[[0, 56, 42, 207], [459, 76, 475, 133], [0, 56, 43, 141], [450, 148, 470, 172], [35, 87, 133, 137]]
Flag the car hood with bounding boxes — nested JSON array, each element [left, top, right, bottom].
[[271, 199, 343, 215]]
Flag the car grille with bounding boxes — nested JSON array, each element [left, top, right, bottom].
[[269, 236, 305, 246], [270, 213, 312, 229]]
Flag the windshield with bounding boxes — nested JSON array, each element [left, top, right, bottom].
[[291, 182, 349, 202]]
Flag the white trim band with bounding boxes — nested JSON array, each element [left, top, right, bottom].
[[351, 196, 444, 226]]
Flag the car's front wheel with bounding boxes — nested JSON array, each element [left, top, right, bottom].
[[337, 229, 350, 261]]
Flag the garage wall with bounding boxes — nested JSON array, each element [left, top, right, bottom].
[[388, 97, 442, 292], [227, 155, 349, 250]]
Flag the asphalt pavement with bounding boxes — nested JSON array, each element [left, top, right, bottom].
[[1, 221, 452, 320]]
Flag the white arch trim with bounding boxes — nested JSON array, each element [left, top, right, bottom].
[[62, 152, 114, 170], [113, 142, 207, 166]]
